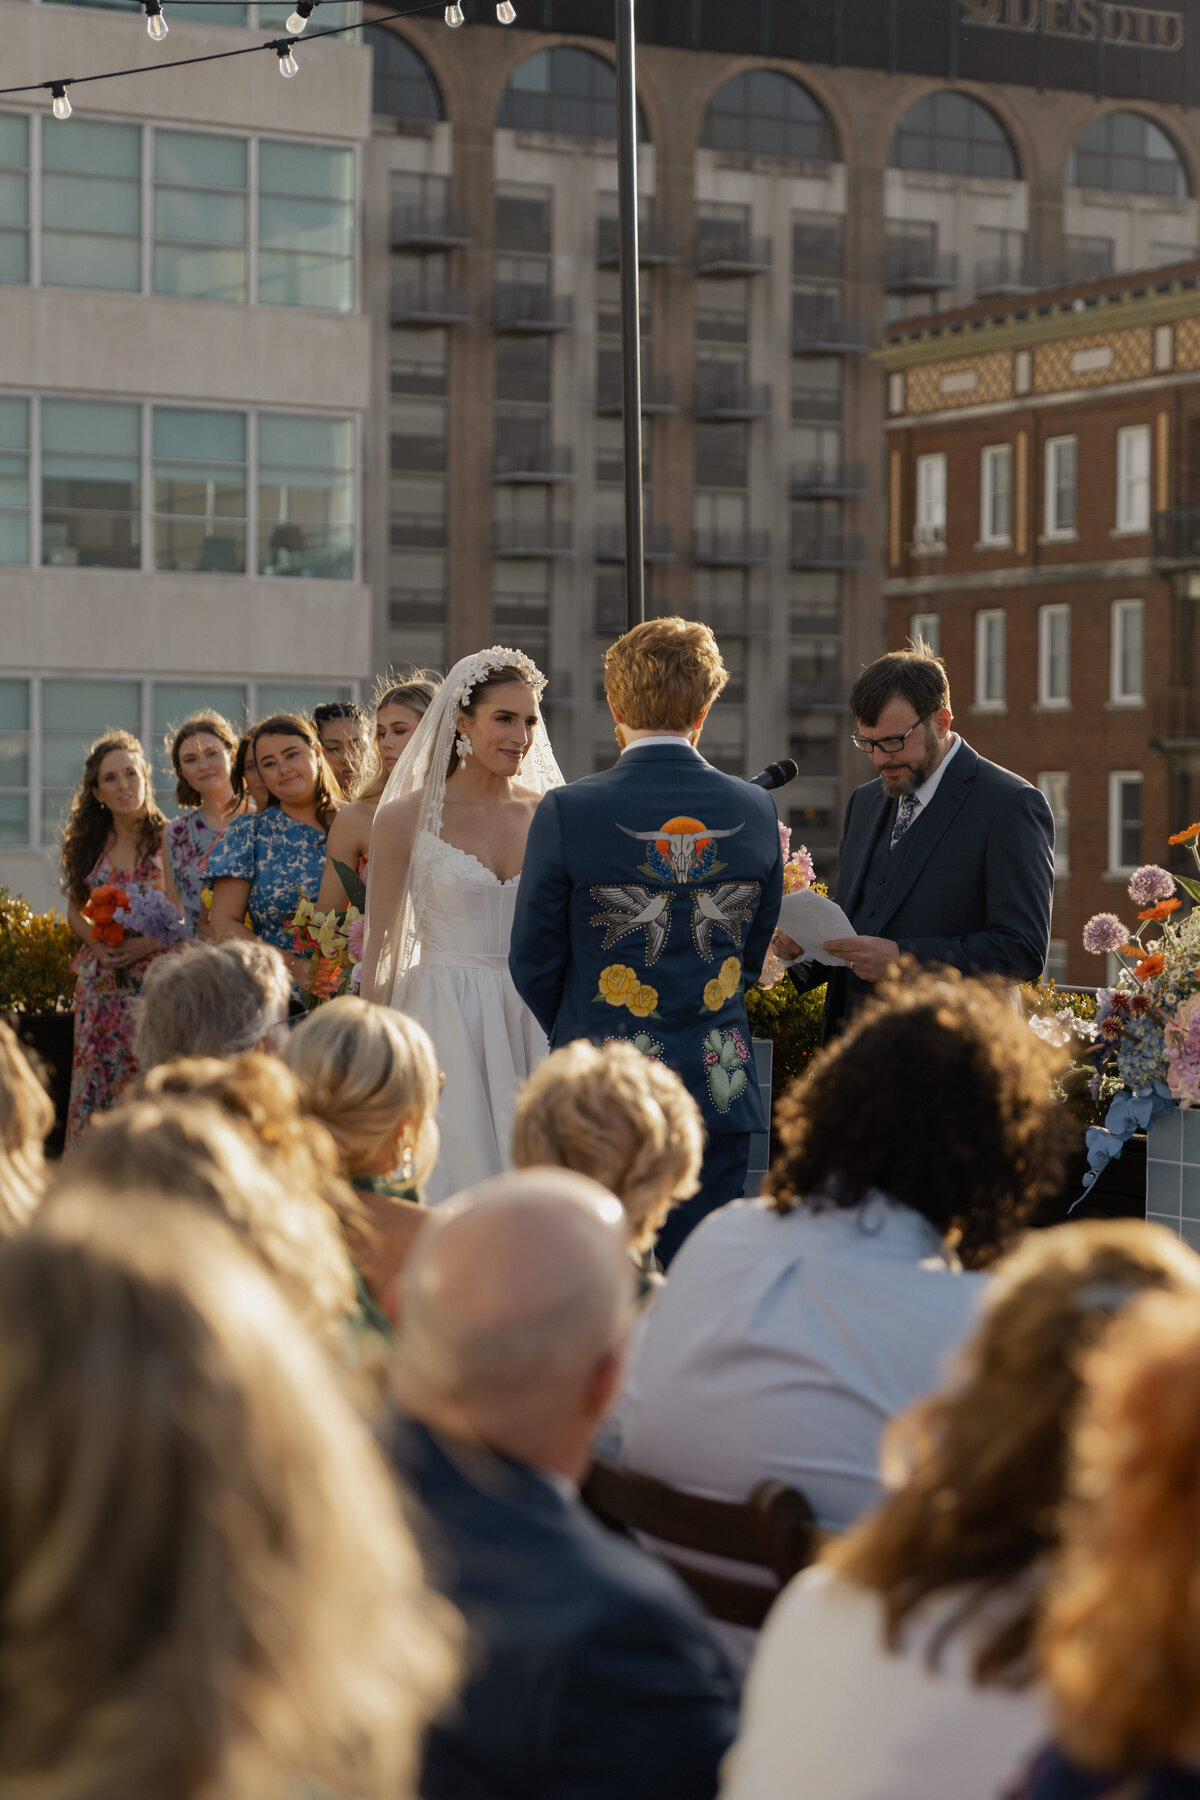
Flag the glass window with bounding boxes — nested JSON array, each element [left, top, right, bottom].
[[1111, 600, 1146, 704], [42, 118, 141, 292], [791, 358, 842, 423], [888, 92, 1019, 180], [258, 680, 352, 715], [1068, 112, 1189, 198], [1038, 772, 1070, 876], [365, 25, 443, 119], [151, 680, 247, 814], [981, 444, 1012, 545], [0, 113, 30, 286], [1038, 604, 1070, 707], [0, 397, 29, 566], [41, 398, 141, 570], [40, 677, 140, 844], [1116, 424, 1151, 533], [258, 141, 354, 313], [497, 47, 647, 140], [257, 413, 354, 579], [0, 678, 30, 847], [152, 407, 247, 574], [1045, 436, 1077, 537], [909, 611, 939, 655], [915, 453, 947, 543], [975, 608, 1006, 707], [1108, 771, 1142, 874], [153, 129, 248, 303], [702, 70, 834, 164]]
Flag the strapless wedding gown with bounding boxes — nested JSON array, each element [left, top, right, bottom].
[[396, 832, 548, 1206]]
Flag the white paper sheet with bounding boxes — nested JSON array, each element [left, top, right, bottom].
[[776, 889, 858, 967]]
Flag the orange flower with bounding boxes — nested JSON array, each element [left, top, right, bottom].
[[1134, 952, 1165, 981], [1116, 943, 1142, 956], [1138, 899, 1182, 922], [1169, 822, 1200, 844], [311, 956, 342, 1001]]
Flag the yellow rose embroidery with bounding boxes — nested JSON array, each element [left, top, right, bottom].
[[598, 963, 639, 1006], [628, 983, 659, 1019], [719, 957, 742, 998], [702, 978, 726, 1012]]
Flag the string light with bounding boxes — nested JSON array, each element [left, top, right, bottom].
[[284, 0, 315, 32], [50, 82, 72, 119], [497, 1, 516, 17], [276, 43, 300, 73], [144, 0, 169, 38], [444, 3, 464, 22]]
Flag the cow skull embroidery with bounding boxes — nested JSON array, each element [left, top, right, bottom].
[[617, 818, 745, 884]]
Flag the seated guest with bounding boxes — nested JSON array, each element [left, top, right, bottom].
[[283, 997, 440, 1307], [389, 1169, 740, 1800], [511, 1039, 704, 1288], [314, 700, 374, 801], [134, 939, 292, 1070], [721, 1220, 1200, 1800], [0, 1192, 456, 1800], [617, 972, 1072, 1535], [1013, 1288, 1200, 1800], [0, 1021, 53, 1233]]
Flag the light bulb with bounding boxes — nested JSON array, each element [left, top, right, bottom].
[[285, 2, 312, 31], [497, 1, 516, 18], [444, 2, 464, 23], [277, 46, 300, 75], [146, 8, 169, 38], [50, 85, 72, 120]]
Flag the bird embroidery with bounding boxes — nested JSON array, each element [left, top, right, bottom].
[[617, 817, 745, 884], [690, 882, 760, 960], [589, 885, 673, 966]]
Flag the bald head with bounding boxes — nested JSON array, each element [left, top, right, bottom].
[[396, 1170, 634, 1458]]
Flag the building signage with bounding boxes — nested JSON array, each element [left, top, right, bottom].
[[959, 0, 1184, 51]]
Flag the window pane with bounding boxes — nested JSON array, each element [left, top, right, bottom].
[[152, 408, 246, 574], [0, 398, 29, 566], [258, 414, 354, 579], [41, 678, 142, 833], [0, 677, 30, 833], [259, 141, 353, 202], [256, 143, 354, 313], [42, 399, 141, 569], [257, 681, 352, 715], [151, 681, 247, 812], [154, 129, 246, 190], [41, 121, 141, 295]]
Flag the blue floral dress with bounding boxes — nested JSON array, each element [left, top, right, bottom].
[[206, 807, 327, 953], [165, 810, 227, 935]]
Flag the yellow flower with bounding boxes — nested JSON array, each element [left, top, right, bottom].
[[599, 963, 639, 1005], [719, 957, 742, 998], [703, 978, 726, 1012], [628, 983, 659, 1018]]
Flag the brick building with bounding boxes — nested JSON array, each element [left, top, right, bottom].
[[878, 262, 1200, 983]]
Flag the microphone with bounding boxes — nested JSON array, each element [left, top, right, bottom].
[[748, 759, 799, 792]]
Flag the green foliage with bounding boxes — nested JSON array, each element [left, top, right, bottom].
[[745, 977, 826, 1101], [1022, 980, 1111, 1129], [0, 887, 77, 1014]]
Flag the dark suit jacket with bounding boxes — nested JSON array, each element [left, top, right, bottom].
[[509, 742, 783, 1137], [389, 1414, 739, 1800], [792, 740, 1054, 1034]]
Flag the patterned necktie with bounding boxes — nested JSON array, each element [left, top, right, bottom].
[[890, 792, 919, 852]]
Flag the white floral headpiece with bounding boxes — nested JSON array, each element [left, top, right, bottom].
[[453, 646, 547, 711]]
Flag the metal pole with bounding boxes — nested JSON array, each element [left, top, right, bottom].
[[615, 0, 645, 630]]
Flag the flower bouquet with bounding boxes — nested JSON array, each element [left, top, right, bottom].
[[81, 882, 185, 987], [759, 824, 820, 989], [287, 896, 364, 1009]]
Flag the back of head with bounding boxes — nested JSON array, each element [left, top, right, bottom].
[[767, 968, 1073, 1268], [604, 616, 728, 731], [282, 996, 440, 1182], [0, 1022, 54, 1235], [848, 645, 950, 728], [0, 1191, 455, 1800], [831, 1219, 1200, 1686], [398, 1170, 632, 1441], [511, 1040, 703, 1252], [135, 940, 291, 1071]]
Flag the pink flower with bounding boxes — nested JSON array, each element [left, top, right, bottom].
[[1165, 994, 1200, 1105], [1128, 865, 1176, 908], [1082, 913, 1131, 956], [778, 821, 791, 859], [347, 916, 365, 961]]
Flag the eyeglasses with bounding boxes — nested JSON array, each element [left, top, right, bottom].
[[851, 711, 934, 756]]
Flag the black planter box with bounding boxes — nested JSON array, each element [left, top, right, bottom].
[[4, 1011, 73, 1159], [1031, 1133, 1147, 1229]]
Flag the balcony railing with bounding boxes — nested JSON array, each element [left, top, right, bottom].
[[693, 231, 774, 277], [1153, 688, 1200, 739], [790, 533, 868, 570], [691, 528, 772, 566], [596, 217, 679, 268], [791, 298, 870, 354], [593, 523, 677, 563], [390, 514, 448, 549], [790, 459, 867, 498], [695, 599, 772, 636], [595, 371, 678, 415], [390, 433, 448, 473], [493, 519, 575, 558], [882, 246, 960, 293], [492, 444, 575, 484], [390, 281, 472, 326], [973, 258, 1039, 299], [789, 676, 849, 711], [695, 456, 748, 491], [692, 374, 773, 421], [1154, 509, 1200, 561], [389, 203, 472, 252], [492, 285, 575, 334]]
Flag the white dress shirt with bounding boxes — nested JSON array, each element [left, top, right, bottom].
[[907, 729, 961, 817], [720, 1564, 1046, 1800], [620, 733, 704, 755]]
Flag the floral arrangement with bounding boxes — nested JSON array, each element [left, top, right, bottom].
[[79, 882, 185, 987], [287, 897, 364, 1009], [0, 888, 76, 1014], [759, 824, 820, 989]]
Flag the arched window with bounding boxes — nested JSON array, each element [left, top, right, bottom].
[[366, 27, 443, 122], [496, 47, 647, 140], [1068, 112, 1189, 197], [888, 92, 1019, 181], [701, 70, 835, 164]]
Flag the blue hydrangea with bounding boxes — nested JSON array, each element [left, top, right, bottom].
[[1115, 1009, 1169, 1091]]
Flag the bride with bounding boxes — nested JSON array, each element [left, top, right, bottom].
[[362, 648, 563, 1205]]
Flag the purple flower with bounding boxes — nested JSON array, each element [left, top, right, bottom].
[[1082, 912, 1130, 956], [1128, 865, 1176, 908], [113, 884, 186, 948]]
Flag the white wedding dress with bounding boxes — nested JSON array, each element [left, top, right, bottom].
[[398, 831, 548, 1206]]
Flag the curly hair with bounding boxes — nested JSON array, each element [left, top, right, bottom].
[[0, 1022, 53, 1235], [0, 1191, 458, 1800], [60, 731, 165, 907], [250, 714, 342, 831], [604, 617, 729, 732], [1039, 1284, 1200, 1772], [511, 1041, 703, 1253], [167, 712, 240, 808], [829, 1221, 1200, 1688], [765, 968, 1073, 1269]]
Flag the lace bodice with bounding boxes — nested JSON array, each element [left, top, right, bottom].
[[410, 833, 521, 969]]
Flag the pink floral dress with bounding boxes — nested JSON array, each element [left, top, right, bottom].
[[65, 847, 165, 1152]]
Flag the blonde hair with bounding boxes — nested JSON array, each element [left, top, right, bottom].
[[52, 1095, 356, 1346], [604, 617, 729, 732], [0, 1191, 457, 1800], [1040, 1285, 1200, 1772], [0, 1023, 53, 1234], [282, 996, 440, 1183], [830, 1220, 1200, 1688], [511, 1041, 703, 1253], [134, 940, 291, 1071]]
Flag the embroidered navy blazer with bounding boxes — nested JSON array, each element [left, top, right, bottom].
[[510, 742, 784, 1137]]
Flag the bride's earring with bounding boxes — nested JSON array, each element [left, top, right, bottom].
[[455, 732, 473, 765], [400, 1141, 416, 1183]]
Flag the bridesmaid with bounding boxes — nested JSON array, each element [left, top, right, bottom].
[[317, 670, 441, 913], [62, 731, 169, 1149], [161, 712, 244, 937], [207, 713, 341, 995], [231, 731, 271, 812]]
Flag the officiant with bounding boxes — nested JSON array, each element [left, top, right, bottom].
[[774, 646, 1054, 1038]]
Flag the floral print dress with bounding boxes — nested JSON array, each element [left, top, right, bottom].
[[165, 810, 226, 935], [65, 847, 165, 1152], [206, 806, 327, 954]]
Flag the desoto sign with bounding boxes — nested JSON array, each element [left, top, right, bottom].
[[959, 0, 1184, 50]]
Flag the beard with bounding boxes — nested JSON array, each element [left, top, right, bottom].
[[879, 726, 940, 798]]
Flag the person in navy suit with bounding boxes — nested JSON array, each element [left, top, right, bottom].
[[774, 646, 1054, 1036], [387, 1169, 739, 1800], [509, 618, 783, 1260]]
